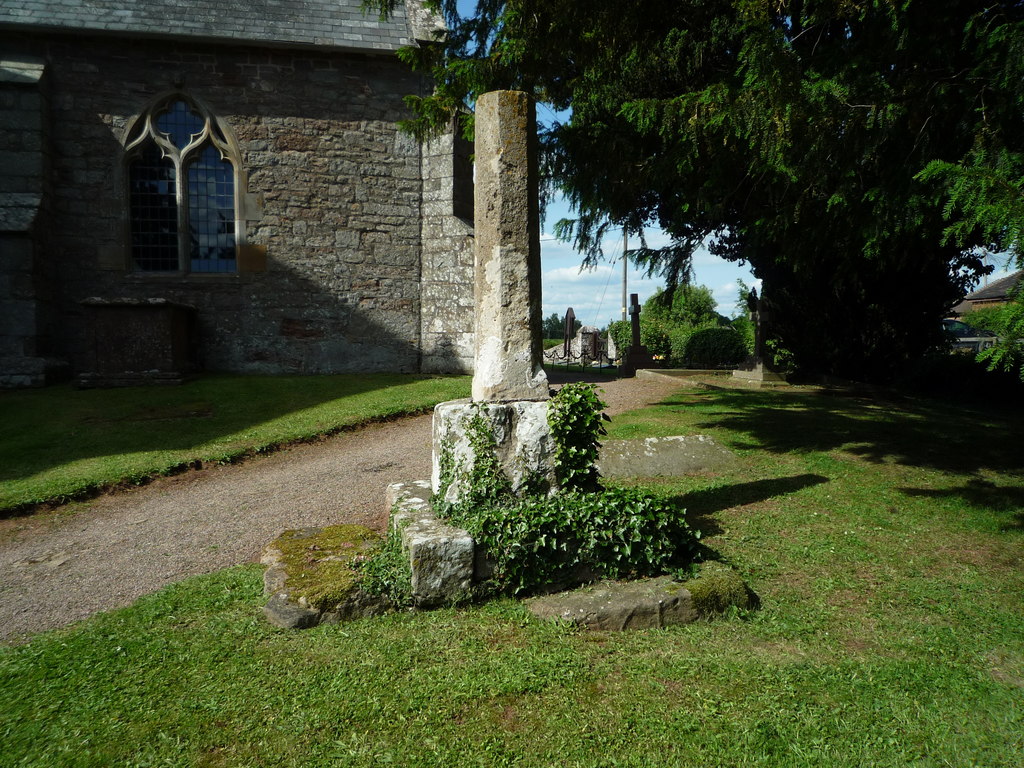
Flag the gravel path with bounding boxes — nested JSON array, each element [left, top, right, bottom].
[[0, 374, 685, 644]]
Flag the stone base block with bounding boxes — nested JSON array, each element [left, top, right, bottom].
[[732, 359, 787, 385], [387, 481, 475, 607], [431, 398, 557, 504], [620, 346, 656, 378], [260, 525, 392, 629]]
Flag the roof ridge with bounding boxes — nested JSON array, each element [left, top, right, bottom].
[[0, 0, 419, 53], [965, 269, 1024, 301]]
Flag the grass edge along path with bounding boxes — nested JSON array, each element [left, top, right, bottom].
[[0, 373, 470, 514], [0, 384, 1021, 766]]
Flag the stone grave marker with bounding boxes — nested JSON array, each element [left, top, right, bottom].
[[732, 287, 786, 384], [620, 292, 655, 377]]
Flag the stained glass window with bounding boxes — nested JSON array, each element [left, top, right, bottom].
[[126, 97, 238, 273]]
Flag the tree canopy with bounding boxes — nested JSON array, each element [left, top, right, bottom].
[[373, 0, 1024, 380]]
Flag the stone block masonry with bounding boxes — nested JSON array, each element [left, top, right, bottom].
[[419, 127, 474, 374], [0, 54, 65, 386], [386, 481, 475, 607], [0, 34, 474, 382], [431, 398, 558, 503]]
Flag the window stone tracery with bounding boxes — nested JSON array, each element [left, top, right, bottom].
[[124, 95, 240, 274]]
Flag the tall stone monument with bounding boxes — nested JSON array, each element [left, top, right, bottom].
[[732, 288, 785, 384], [471, 90, 549, 402], [620, 293, 655, 377], [431, 91, 557, 503]]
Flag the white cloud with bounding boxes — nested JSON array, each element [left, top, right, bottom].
[[544, 264, 616, 283], [538, 191, 760, 327]]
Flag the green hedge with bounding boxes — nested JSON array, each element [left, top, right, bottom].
[[681, 327, 749, 368]]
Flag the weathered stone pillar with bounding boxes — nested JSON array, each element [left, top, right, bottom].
[[471, 90, 548, 402]]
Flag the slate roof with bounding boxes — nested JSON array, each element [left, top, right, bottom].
[[0, 0, 423, 53], [965, 270, 1023, 302]]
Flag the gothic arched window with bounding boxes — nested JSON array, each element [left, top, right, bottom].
[[124, 96, 240, 273]]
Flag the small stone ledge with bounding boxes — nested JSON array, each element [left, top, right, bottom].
[[0, 356, 70, 389], [525, 564, 753, 631], [387, 480, 474, 607]]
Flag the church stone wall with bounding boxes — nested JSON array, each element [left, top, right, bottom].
[[1, 33, 473, 378], [0, 55, 63, 386], [419, 127, 475, 374]]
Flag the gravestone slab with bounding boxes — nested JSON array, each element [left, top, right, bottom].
[[597, 435, 737, 478], [620, 292, 655, 377], [526, 576, 696, 630], [526, 564, 753, 631]]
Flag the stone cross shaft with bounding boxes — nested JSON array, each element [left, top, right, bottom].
[[629, 292, 642, 347], [472, 90, 548, 402]]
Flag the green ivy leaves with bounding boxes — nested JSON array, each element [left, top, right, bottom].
[[547, 383, 609, 492]]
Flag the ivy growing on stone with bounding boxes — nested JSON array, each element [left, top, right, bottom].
[[546, 382, 609, 492], [446, 487, 700, 596], [430, 384, 697, 597]]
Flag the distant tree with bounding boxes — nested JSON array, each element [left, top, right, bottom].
[[671, 284, 721, 328], [733, 280, 754, 320], [542, 311, 580, 340], [541, 312, 562, 340], [643, 285, 719, 327], [961, 305, 1009, 335]]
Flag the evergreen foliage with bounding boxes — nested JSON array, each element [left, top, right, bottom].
[[683, 327, 750, 368], [366, 0, 1024, 381], [960, 305, 1009, 335]]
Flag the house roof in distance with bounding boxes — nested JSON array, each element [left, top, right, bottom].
[[965, 269, 1023, 303], [0, 0, 438, 53]]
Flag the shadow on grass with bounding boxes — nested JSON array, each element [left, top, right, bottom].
[[691, 389, 1024, 478], [673, 474, 830, 537], [0, 373, 468, 512], [901, 479, 1024, 531]]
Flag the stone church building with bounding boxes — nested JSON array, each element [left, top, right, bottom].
[[0, 0, 475, 386]]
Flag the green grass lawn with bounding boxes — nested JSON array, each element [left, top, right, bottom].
[[0, 374, 470, 512], [1, 384, 1022, 767]]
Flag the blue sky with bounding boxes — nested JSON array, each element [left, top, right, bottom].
[[539, 192, 759, 327], [538, 194, 1019, 328], [531, 101, 760, 326]]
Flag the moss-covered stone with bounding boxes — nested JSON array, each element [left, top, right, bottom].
[[681, 561, 751, 616], [269, 524, 381, 611]]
